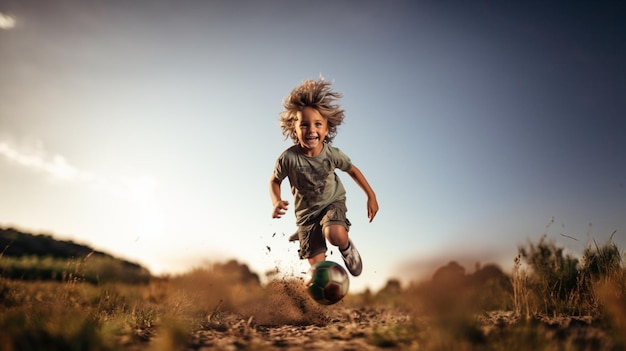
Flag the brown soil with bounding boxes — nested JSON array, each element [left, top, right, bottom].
[[184, 306, 412, 351], [156, 307, 614, 351], [136, 279, 618, 350]]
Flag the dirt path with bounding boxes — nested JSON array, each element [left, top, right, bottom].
[[184, 307, 413, 350], [170, 308, 616, 351]]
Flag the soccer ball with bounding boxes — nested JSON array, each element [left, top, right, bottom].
[[304, 261, 350, 305]]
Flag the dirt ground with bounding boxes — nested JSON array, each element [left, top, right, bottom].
[[184, 306, 413, 351], [134, 269, 620, 350], [145, 306, 614, 351]]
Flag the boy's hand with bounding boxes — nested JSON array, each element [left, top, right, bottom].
[[367, 197, 379, 222], [272, 200, 289, 219]]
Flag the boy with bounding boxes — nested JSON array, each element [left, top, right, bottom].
[[269, 78, 379, 276]]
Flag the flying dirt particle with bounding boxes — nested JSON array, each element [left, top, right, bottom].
[[250, 279, 330, 326], [272, 232, 276, 237], [266, 246, 271, 252]]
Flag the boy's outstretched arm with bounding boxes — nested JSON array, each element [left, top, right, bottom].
[[270, 175, 289, 218], [346, 165, 379, 222]]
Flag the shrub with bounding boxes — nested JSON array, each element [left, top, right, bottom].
[[515, 234, 625, 318]]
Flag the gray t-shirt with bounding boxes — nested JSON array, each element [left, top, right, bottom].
[[274, 144, 352, 225]]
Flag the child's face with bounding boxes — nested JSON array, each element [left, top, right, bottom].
[[295, 107, 329, 156]]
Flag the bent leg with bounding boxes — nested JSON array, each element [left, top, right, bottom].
[[324, 224, 362, 276], [323, 224, 349, 250]]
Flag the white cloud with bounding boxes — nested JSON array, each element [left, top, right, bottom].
[[0, 140, 157, 204], [0, 12, 16, 30], [0, 142, 78, 180]]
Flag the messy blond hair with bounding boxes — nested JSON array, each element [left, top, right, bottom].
[[279, 78, 345, 144]]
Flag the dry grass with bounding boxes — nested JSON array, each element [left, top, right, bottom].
[[1, 236, 625, 350]]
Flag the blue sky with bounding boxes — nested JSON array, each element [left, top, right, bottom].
[[1, 0, 624, 292]]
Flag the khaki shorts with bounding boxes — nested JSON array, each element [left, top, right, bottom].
[[297, 200, 351, 259]]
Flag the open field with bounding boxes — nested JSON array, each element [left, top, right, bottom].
[[1, 235, 626, 350]]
